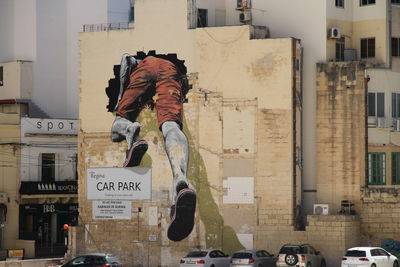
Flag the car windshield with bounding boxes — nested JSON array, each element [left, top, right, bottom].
[[232, 252, 252, 259], [279, 246, 306, 254], [186, 251, 208, 257], [345, 250, 366, 257]]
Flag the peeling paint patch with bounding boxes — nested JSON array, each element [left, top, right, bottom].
[[247, 53, 274, 80]]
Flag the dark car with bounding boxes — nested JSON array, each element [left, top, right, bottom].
[[61, 253, 121, 267]]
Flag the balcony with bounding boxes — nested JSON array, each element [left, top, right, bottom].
[[82, 22, 131, 32], [19, 181, 78, 195]]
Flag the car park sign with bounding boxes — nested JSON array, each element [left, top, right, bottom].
[[87, 167, 151, 200]]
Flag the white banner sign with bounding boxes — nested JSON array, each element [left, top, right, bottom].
[[93, 200, 131, 220], [21, 118, 77, 135], [87, 167, 151, 200]]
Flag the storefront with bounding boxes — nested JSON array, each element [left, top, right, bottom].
[[19, 203, 78, 257]]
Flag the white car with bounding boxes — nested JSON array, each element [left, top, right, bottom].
[[341, 247, 398, 267], [180, 249, 231, 267]]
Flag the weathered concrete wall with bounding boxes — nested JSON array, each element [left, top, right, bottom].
[[0, 61, 33, 100], [316, 62, 366, 213], [77, 1, 304, 266], [0, 103, 22, 252]]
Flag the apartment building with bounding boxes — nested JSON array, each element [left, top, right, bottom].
[[0, 61, 79, 258]]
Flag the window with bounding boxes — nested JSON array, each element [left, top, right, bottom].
[[345, 250, 366, 257], [360, 0, 375, 5], [129, 6, 134, 23], [361, 38, 375, 58], [336, 37, 345, 61], [392, 38, 400, 57], [368, 92, 384, 117], [392, 0, 400, 4], [197, 9, 208, 28], [0, 66, 3, 86], [41, 153, 55, 182], [392, 93, 400, 118], [368, 152, 386, 185], [392, 153, 400, 184], [336, 0, 345, 8]]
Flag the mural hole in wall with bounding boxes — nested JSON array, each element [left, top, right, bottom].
[[105, 50, 189, 112]]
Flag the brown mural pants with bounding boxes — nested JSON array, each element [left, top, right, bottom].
[[116, 56, 183, 129]]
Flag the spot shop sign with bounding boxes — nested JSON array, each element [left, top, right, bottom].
[[87, 167, 151, 200]]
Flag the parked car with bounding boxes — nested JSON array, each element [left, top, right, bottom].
[[341, 247, 399, 267], [230, 249, 276, 267], [276, 244, 326, 267], [180, 249, 231, 267], [61, 253, 121, 267]]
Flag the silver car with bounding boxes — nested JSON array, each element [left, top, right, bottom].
[[180, 249, 231, 267], [230, 249, 276, 267], [276, 244, 326, 267]]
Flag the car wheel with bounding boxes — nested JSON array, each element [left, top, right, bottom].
[[320, 260, 326, 267], [210, 265, 215, 267], [285, 254, 299, 266], [307, 263, 311, 267], [394, 261, 399, 267], [258, 265, 262, 267], [371, 264, 376, 267]]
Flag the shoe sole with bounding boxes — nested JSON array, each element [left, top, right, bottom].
[[167, 188, 196, 242], [123, 140, 148, 167]]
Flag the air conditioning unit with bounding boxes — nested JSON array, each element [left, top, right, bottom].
[[239, 12, 252, 23], [328, 27, 341, 39], [313, 204, 329, 215], [395, 119, 400, 132], [377, 117, 386, 128], [236, 0, 251, 10]]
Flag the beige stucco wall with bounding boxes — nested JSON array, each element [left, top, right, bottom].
[[0, 61, 32, 100], [353, 19, 388, 66], [326, 17, 389, 66]]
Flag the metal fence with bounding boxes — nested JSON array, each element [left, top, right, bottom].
[[82, 22, 132, 32]]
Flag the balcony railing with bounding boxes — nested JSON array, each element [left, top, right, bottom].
[[20, 181, 78, 195], [82, 22, 132, 32]]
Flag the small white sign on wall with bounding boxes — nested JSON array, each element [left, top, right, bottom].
[[148, 206, 158, 226], [237, 233, 253, 249], [223, 177, 254, 204], [92, 200, 131, 220], [87, 167, 151, 200]]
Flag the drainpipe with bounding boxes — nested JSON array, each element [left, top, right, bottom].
[[364, 70, 370, 188]]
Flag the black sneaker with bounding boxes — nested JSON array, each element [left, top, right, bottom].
[[167, 188, 196, 242], [123, 140, 148, 167]]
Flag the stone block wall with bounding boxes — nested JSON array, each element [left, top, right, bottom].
[[361, 188, 400, 244]]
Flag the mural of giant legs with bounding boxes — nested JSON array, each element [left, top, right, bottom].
[[109, 53, 196, 242]]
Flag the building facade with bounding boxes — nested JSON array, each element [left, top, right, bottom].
[[74, 1, 400, 267], [0, 61, 79, 258]]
